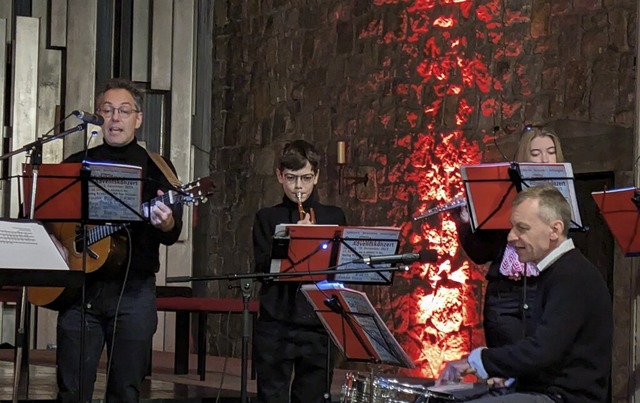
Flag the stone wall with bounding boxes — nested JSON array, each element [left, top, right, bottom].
[[206, 0, 637, 398]]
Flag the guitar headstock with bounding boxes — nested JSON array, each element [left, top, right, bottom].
[[180, 177, 214, 205]]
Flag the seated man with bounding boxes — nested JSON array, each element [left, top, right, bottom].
[[439, 184, 612, 403]]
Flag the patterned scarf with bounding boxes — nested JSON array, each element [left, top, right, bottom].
[[499, 244, 540, 279]]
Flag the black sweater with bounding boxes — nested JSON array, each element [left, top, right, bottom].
[[65, 139, 183, 275], [253, 192, 347, 325], [480, 248, 613, 403]]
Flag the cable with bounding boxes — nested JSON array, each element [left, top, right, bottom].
[[215, 311, 233, 403], [633, 154, 640, 188], [103, 227, 132, 401], [492, 126, 513, 162]]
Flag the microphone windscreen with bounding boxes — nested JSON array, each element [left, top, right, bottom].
[[418, 249, 438, 263]]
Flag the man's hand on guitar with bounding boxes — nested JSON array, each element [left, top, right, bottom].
[[150, 190, 175, 232]]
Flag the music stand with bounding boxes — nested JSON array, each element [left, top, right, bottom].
[[166, 264, 410, 403], [270, 225, 402, 284], [461, 162, 584, 231], [270, 224, 342, 282], [0, 218, 84, 399], [23, 162, 144, 223], [20, 161, 145, 402], [0, 122, 88, 403], [332, 226, 401, 284], [301, 283, 414, 367], [592, 187, 640, 256]]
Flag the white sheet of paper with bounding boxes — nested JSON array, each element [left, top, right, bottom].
[[0, 220, 69, 270]]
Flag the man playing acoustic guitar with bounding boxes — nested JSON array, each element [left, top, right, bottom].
[[52, 78, 183, 402]]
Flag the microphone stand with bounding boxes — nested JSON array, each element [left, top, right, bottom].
[[0, 123, 86, 403], [166, 264, 410, 403]]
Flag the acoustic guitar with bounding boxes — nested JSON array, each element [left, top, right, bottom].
[[27, 177, 214, 310]]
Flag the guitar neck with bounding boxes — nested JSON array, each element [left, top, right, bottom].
[[87, 223, 126, 246], [141, 190, 182, 217], [87, 190, 182, 246]]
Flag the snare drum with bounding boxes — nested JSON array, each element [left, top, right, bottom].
[[422, 383, 490, 402], [340, 372, 431, 403]]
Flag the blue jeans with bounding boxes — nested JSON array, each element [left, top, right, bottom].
[[56, 274, 157, 402]]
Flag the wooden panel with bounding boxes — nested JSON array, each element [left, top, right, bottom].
[[23, 5, 63, 350], [150, 0, 172, 90], [10, 17, 40, 218], [95, 0, 114, 87], [193, 0, 212, 161], [0, 2, 12, 44], [168, 0, 194, 248], [0, 19, 6, 216], [131, 0, 149, 82], [49, 0, 67, 47], [63, 0, 97, 158], [32, 0, 63, 164], [170, 0, 194, 185], [119, 0, 133, 78]]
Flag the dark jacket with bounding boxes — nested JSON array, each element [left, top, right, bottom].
[[456, 222, 508, 280], [253, 191, 347, 325], [481, 248, 613, 403]]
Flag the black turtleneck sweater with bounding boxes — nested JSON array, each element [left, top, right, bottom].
[[253, 192, 347, 325], [64, 139, 183, 276]]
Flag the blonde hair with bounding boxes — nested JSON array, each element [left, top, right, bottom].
[[515, 126, 565, 163]]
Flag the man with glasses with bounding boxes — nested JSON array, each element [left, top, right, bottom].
[[252, 140, 347, 403], [54, 78, 183, 401]]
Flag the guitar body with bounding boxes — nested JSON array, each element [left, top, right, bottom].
[[27, 223, 128, 310], [26, 176, 214, 310]]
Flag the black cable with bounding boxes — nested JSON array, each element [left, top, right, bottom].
[[492, 126, 513, 162], [103, 227, 133, 401]]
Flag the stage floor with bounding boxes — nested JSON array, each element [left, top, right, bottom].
[[0, 349, 349, 402]]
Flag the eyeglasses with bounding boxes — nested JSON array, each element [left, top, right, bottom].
[[283, 173, 316, 184], [98, 105, 140, 119]]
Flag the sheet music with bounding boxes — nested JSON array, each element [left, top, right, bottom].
[[86, 161, 143, 221], [517, 163, 582, 228], [301, 283, 415, 368], [339, 291, 401, 364], [0, 220, 69, 270], [334, 227, 400, 283], [461, 162, 582, 230]]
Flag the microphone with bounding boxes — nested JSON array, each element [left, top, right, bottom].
[[355, 250, 438, 265], [72, 110, 104, 126]]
